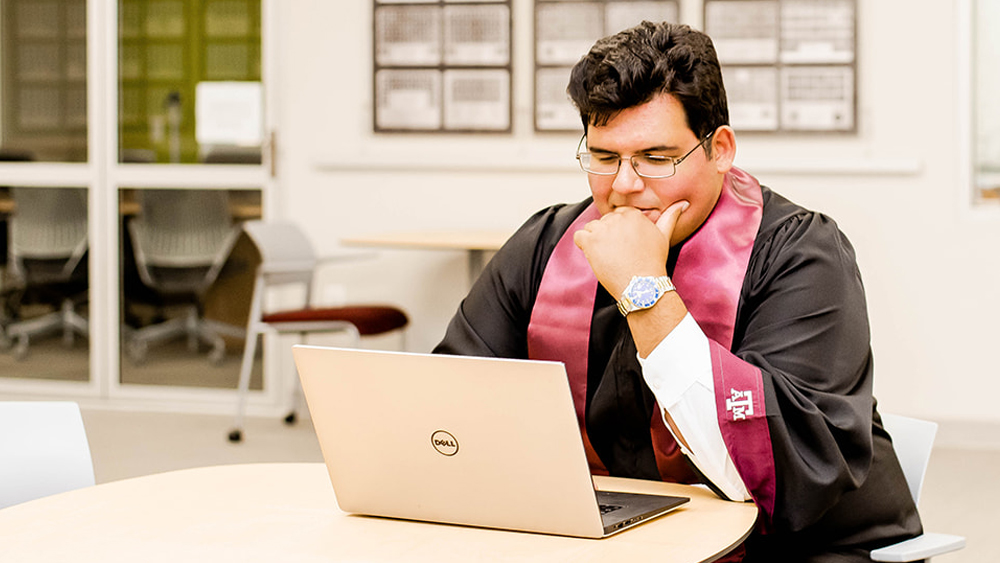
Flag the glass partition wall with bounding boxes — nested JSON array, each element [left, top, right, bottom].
[[1, 0, 91, 385], [0, 186, 90, 382], [0, 0, 275, 412], [1, 0, 88, 163], [119, 0, 262, 164], [116, 0, 264, 391], [118, 187, 262, 390]]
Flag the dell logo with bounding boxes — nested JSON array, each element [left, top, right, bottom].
[[431, 430, 459, 456]]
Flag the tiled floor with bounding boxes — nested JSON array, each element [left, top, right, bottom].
[[79, 408, 994, 561]]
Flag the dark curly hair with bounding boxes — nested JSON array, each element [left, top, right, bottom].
[[567, 21, 729, 140]]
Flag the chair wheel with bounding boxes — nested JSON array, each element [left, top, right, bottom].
[[127, 340, 148, 364], [227, 429, 243, 442], [284, 412, 297, 425], [13, 336, 28, 360], [209, 341, 226, 365]]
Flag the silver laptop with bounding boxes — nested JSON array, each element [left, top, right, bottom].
[[293, 346, 689, 538]]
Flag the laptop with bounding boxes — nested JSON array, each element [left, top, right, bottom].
[[292, 346, 689, 538]]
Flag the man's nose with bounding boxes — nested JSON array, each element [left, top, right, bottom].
[[611, 159, 644, 194]]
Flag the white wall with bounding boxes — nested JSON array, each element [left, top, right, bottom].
[[273, 0, 1000, 435]]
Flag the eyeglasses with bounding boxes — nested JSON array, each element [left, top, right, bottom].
[[576, 131, 715, 179]]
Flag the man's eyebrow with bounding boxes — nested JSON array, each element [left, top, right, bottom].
[[586, 143, 681, 154]]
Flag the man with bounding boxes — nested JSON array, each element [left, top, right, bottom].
[[435, 21, 921, 561]]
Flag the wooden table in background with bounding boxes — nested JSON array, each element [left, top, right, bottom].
[[343, 230, 512, 284]]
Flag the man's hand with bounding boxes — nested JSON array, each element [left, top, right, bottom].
[[573, 200, 690, 297]]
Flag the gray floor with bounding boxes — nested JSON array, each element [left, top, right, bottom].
[[81, 408, 322, 484], [78, 407, 995, 561], [0, 336, 263, 389]]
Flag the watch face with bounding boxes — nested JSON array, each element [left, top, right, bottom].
[[630, 277, 660, 308]]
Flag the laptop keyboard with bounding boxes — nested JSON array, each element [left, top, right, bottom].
[[599, 504, 623, 515]]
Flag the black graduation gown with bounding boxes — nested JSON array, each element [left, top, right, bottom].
[[434, 186, 922, 562]]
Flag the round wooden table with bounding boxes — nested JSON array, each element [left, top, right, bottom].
[[0, 463, 757, 562]]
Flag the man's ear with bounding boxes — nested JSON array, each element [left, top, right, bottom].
[[710, 125, 736, 174]]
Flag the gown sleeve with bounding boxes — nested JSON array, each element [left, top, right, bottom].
[[722, 203, 881, 533]]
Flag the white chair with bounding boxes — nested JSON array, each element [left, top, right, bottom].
[[4, 187, 89, 359], [870, 413, 966, 562], [227, 221, 408, 442], [125, 189, 244, 363], [0, 401, 95, 509]]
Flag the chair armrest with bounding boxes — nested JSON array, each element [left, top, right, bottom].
[[870, 533, 966, 562]]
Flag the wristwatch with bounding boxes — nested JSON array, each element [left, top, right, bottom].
[[617, 275, 675, 316]]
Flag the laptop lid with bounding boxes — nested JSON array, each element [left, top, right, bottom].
[[293, 346, 687, 538]]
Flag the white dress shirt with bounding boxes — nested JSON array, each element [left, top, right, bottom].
[[638, 313, 752, 502]]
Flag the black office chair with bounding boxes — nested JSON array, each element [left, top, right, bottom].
[[124, 189, 243, 364], [3, 188, 89, 359]]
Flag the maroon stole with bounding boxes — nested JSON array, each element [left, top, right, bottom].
[[527, 167, 776, 519]]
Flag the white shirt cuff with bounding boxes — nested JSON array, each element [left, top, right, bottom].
[[637, 313, 752, 502], [640, 313, 710, 404]]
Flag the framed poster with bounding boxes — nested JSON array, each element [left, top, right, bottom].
[[374, 0, 512, 132], [706, 0, 856, 133], [533, 0, 680, 132]]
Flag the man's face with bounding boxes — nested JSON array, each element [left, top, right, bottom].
[[585, 93, 727, 247]]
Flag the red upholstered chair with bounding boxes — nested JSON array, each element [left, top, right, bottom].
[[227, 221, 408, 442]]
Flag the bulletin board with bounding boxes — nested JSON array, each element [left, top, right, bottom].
[[706, 0, 857, 133], [372, 0, 513, 133], [533, 0, 680, 132], [369, 0, 858, 136], [531, 0, 857, 134]]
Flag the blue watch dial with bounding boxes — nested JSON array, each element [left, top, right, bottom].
[[630, 277, 661, 308]]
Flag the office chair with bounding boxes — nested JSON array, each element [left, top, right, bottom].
[[869, 413, 966, 561], [125, 189, 244, 364], [0, 401, 95, 509], [227, 220, 408, 442], [3, 187, 89, 359]]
